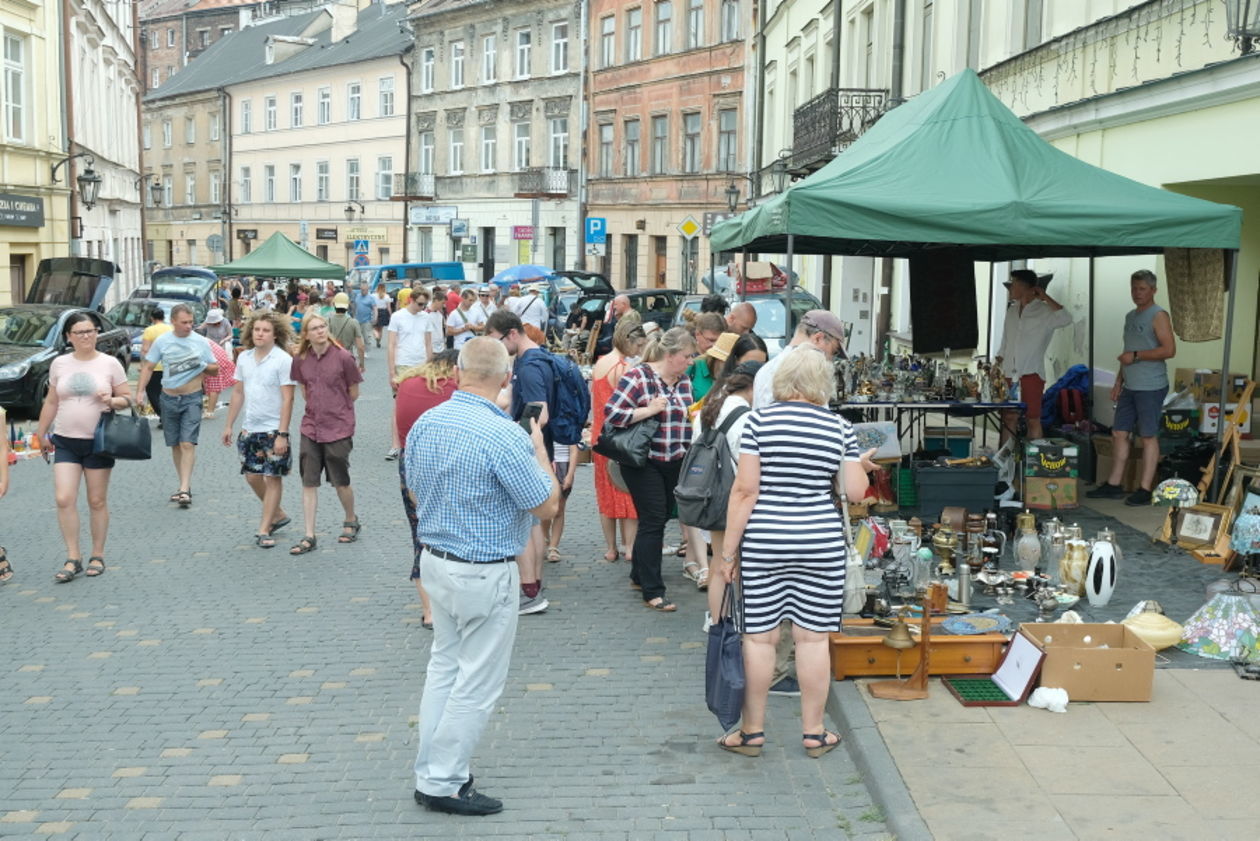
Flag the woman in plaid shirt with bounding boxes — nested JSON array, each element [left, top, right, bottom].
[[605, 327, 698, 612]]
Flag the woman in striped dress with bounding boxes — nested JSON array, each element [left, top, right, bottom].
[[718, 348, 876, 758]]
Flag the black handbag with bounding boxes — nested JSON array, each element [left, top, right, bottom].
[[93, 400, 152, 460], [705, 582, 745, 731], [592, 416, 659, 468]]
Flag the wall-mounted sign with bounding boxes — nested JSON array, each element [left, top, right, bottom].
[[512, 225, 534, 241], [343, 225, 387, 242], [315, 227, 338, 240], [0, 193, 45, 228], [409, 205, 458, 225], [236, 229, 258, 240], [450, 218, 470, 238]]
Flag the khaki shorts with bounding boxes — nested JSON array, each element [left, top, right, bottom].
[[299, 434, 353, 488]]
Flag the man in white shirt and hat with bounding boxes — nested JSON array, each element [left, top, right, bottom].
[[995, 269, 1072, 442]]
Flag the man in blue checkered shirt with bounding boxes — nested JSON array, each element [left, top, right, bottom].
[[405, 336, 558, 817]]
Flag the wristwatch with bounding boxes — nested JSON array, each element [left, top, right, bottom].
[[276, 432, 290, 438], [1131, 351, 1139, 363]]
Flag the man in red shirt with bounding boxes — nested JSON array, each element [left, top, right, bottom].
[[288, 313, 365, 554], [445, 282, 462, 315]]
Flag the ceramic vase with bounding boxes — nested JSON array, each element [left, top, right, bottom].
[[1059, 540, 1090, 597], [1085, 540, 1117, 607]]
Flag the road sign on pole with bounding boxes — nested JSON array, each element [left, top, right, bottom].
[[585, 242, 607, 257], [352, 239, 370, 255], [585, 217, 607, 244], [677, 215, 701, 240], [353, 255, 370, 267]]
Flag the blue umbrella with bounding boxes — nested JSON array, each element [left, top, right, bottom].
[[491, 264, 554, 286]]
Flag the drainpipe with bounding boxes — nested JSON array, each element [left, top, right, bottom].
[[752, 0, 766, 200], [576, 0, 589, 272], [61, 0, 79, 257], [398, 48, 413, 262], [220, 86, 233, 261], [822, 2, 842, 309], [134, 0, 148, 289], [876, 0, 908, 352]]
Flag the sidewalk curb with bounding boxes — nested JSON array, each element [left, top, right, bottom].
[[828, 681, 934, 841]]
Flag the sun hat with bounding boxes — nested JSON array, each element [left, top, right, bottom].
[[204, 308, 224, 324], [332, 292, 351, 308], [706, 332, 739, 362]]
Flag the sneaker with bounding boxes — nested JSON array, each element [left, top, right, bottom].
[[768, 677, 801, 696], [415, 777, 502, 816], [701, 610, 713, 634], [1124, 487, 1153, 506], [1085, 482, 1125, 499], [518, 592, 549, 615], [385, 447, 401, 462]]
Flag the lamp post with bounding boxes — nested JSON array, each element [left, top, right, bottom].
[[51, 152, 103, 210], [1224, 0, 1260, 53], [135, 173, 163, 207], [344, 200, 365, 223]]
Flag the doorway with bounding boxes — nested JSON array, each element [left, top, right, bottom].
[[623, 234, 639, 289], [652, 236, 668, 288], [9, 255, 28, 302], [481, 226, 496, 283]]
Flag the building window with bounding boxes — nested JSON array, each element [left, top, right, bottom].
[[185, 116, 195, 143], [150, 31, 158, 49], [655, 2, 673, 56], [721, 0, 739, 41], [3, 35, 24, 142], [420, 48, 435, 92], [515, 29, 531, 77], [376, 156, 393, 200], [167, 28, 175, 47], [184, 173, 196, 205], [198, 28, 210, 48], [449, 128, 464, 174], [451, 41, 465, 88], [480, 125, 496, 173], [379, 76, 395, 116], [717, 107, 737, 171], [347, 82, 361, 121], [162, 175, 173, 206], [289, 164, 301, 201], [627, 8, 643, 60], [220, 26, 233, 38], [317, 87, 331, 124], [513, 122, 531, 171], [419, 132, 435, 174], [209, 112, 220, 141], [316, 161, 329, 201], [142, 122, 151, 150], [209, 171, 221, 204], [346, 158, 360, 200], [264, 95, 277, 130], [151, 67, 161, 88], [548, 118, 568, 168], [686, 0, 703, 50], [290, 92, 303, 128], [264, 165, 275, 202], [1024, 0, 1044, 48], [240, 99, 252, 133], [240, 167, 251, 202], [597, 123, 613, 177], [650, 115, 667, 174], [481, 35, 496, 83], [681, 112, 700, 173], [162, 119, 172, 147], [920, 1, 934, 88], [624, 118, 640, 176], [551, 23, 568, 73], [600, 16, 615, 68]]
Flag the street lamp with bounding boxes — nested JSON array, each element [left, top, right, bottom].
[[344, 200, 365, 222], [136, 173, 163, 207], [770, 152, 792, 194], [725, 181, 741, 213], [1224, 0, 1260, 53], [51, 152, 103, 210]]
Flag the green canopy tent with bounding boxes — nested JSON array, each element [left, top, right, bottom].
[[711, 68, 1243, 483], [210, 231, 346, 280]]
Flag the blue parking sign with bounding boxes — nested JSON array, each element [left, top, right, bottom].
[[584, 217, 606, 244]]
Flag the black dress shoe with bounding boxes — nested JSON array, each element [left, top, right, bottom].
[[415, 777, 502, 816]]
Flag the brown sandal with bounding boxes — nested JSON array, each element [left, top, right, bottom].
[[803, 731, 842, 758], [718, 730, 765, 757], [644, 598, 677, 612], [84, 556, 106, 577]]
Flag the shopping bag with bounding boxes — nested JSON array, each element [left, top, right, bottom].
[[93, 401, 152, 460], [705, 582, 745, 731]]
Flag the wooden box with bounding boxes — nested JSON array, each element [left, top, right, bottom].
[[829, 618, 1008, 681]]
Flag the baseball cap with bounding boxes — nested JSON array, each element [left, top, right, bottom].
[[333, 292, 351, 308], [204, 308, 224, 324], [800, 310, 847, 359], [1004, 270, 1053, 289]]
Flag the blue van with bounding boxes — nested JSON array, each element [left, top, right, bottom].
[[345, 262, 465, 297]]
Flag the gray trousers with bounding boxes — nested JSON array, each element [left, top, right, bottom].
[[413, 550, 520, 797]]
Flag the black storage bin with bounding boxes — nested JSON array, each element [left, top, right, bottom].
[[914, 463, 999, 519]]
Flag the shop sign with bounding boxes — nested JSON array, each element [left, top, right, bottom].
[[0, 193, 45, 227], [315, 227, 338, 240], [236, 229, 258, 240], [408, 205, 458, 225], [512, 225, 534, 241]]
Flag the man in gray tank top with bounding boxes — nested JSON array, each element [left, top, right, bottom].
[[1086, 269, 1177, 505]]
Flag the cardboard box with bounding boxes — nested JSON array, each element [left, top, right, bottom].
[[1025, 438, 1079, 478], [1172, 368, 1247, 403], [1024, 476, 1078, 510], [1092, 434, 1144, 493], [1023, 623, 1155, 702], [1200, 402, 1252, 435]]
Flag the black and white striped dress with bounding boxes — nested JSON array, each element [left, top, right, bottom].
[[738, 402, 858, 634]]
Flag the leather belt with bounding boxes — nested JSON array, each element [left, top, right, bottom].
[[424, 546, 513, 565]]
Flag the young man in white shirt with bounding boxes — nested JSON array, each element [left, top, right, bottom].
[[446, 288, 483, 350], [222, 311, 297, 548], [385, 288, 438, 460], [515, 286, 548, 334], [995, 270, 1073, 442]]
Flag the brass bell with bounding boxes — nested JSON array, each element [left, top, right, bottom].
[[883, 617, 916, 650]]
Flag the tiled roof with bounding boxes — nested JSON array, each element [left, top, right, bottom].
[[144, 4, 412, 101], [411, 0, 491, 19]]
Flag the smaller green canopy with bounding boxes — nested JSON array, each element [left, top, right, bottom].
[[211, 232, 346, 280], [711, 69, 1242, 260]]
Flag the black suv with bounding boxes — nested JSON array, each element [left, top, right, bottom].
[[562, 270, 687, 332]]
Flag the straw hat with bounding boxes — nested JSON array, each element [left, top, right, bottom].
[[706, 332, 739, 361]]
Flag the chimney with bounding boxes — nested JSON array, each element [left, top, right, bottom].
[[329, 0, 360, 43]]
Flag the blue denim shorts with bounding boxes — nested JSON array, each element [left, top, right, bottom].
[[1113, 387, 1167, 438], [159, 390, 203, 446]]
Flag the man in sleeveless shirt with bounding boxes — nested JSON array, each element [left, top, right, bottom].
[[1086, 269, 1176, 505]]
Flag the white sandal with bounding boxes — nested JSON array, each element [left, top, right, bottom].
[[682, 561, 701, 583], [696, 567, 710, 590]]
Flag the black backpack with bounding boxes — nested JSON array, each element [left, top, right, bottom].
[[675, 406, 749, 530]]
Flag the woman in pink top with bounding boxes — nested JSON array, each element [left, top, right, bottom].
[[35, 312, 132, 583]]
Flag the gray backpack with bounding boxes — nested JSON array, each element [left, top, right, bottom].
[[675, 407, 749, 530]]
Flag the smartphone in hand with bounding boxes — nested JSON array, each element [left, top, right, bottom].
[[519, 401, 544, 434]]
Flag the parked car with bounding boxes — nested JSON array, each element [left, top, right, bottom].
[[147, 266, 220, 308], [563, 270, 687, 332], [105, 298, 209, 361], [345, 262, 466, 298], [0, 307, 131, 415], [673, 288, 826, 356]]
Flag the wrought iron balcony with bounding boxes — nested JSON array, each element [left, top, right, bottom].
[[515, 167, 575, 198], [393, 172, 435, 200], [791, 87, 889, 173]]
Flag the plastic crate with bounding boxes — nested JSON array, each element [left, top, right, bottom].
[[913, 463, 997, 519], [924, 426, 972, 458]]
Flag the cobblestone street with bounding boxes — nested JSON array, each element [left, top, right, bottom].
[[1, 371, 889, 840]]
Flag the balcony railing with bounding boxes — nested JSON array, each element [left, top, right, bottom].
[[393, 172, 435, 200], [515, 167, 575, 197], [791, 87, 889, 173]]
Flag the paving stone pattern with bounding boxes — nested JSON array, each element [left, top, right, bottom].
[[1, 370, 890, 840]]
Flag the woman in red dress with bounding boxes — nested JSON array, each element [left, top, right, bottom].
[[590, 317, 647, 561]]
